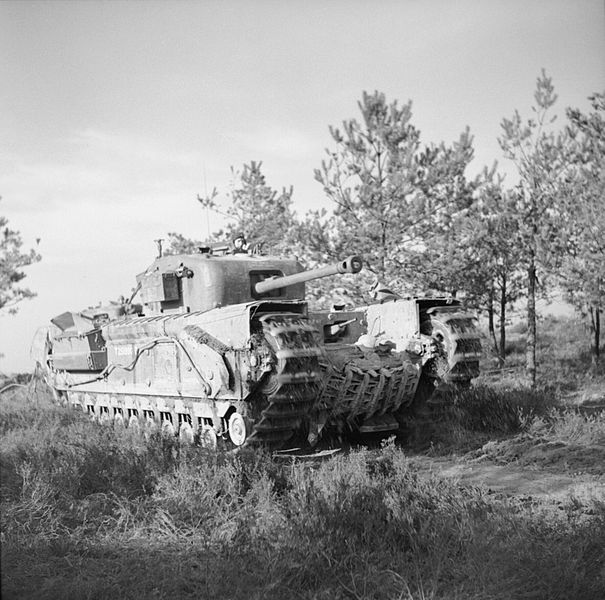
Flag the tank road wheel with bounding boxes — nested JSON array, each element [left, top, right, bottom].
[[161, 420, 176, 438], [228, 413, 247, 447], [128, 415, 141, 433], [145, 413, 157, 429], [51, 388, 68, 407], [143, 415, 158, 440], [199, 426, 218, 450], [179, 422, 195, 445]]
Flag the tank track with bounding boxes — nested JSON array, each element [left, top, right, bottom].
[[421, 307, 482, 385], [314, 347, 421, 431], [246, 313, 323, 444]]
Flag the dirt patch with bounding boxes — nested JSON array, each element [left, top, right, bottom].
[[412, 456, 605, 501], [410, 455, 605, 503], [469, 435, 605, 476], [408, 433, 605, 506]]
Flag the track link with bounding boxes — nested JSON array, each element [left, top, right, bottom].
[[245, 314, 322, 445], [421, 307, 482, 385], [315, 347, 421, 430]]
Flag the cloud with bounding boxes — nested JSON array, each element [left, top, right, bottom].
[[67, 129, 200, 168], [0, 128, 208, 217], [222, 127, 318, 162]]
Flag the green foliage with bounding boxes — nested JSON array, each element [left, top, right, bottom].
[[164, 231, 204, 255], [449, 385, 556, 434], [458, 175, 525, 362], [0, 199, 41, 314], [223, 161, 298, 256]]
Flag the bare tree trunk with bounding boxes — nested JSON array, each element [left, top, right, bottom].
[[597, 308, 601, 362], [589, 306, 601, 367], [499, 272, 507, 367], [526, 260, 537, 387], [487, 296, 498, 355]]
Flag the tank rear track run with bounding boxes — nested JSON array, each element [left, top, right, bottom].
[[308, 297, 482, 440], [419, 305, 482, 386]]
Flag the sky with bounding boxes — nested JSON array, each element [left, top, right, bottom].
[[1, 0, 604, 373]]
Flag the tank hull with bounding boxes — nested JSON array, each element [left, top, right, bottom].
[[38, 300, 323, 446]]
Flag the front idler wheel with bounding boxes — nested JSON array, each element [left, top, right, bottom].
[[228, 412, 247, 446]]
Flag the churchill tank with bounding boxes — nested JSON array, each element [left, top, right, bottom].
[[33, 245, 481, 448], [32, 248, 363, 447]]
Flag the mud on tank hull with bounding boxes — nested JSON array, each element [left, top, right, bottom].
[[34, 300, 323, 448]]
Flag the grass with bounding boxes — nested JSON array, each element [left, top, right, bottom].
[[2, 384, 605, 599], [478, 314, 605, 397], [404, 384, 561, 455]]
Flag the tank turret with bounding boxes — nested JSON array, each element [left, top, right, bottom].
[[134, 253, 363, 316]]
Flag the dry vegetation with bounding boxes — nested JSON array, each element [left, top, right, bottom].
[[1, 317, 604, 600]]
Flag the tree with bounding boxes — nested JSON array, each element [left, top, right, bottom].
[[223, 161, 298, 256], [0, 201, 41, 314], [166, 161, 299, 256], [164, 232, 204, 255], [464, 179, 525, 364], [498, 71, 571, 386], [310, 90, 476, 302], [561, 92, 605, 366]]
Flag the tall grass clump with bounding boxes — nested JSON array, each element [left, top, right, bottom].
[[412, 385, 560, 453], [449, 385, 557, 433], [2, 387, 605, 599]]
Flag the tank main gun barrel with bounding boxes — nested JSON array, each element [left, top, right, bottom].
[[254, 255, 363, 295]]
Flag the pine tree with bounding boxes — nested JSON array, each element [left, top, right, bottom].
[[165, 161, 299, 257], [498, 71, 571, 386], [223, 161, 297, 256], [0, 200, 41, 314], [311, 90, 475, 302], [561, 92, 605, 366], [464, 178, 525, 364]]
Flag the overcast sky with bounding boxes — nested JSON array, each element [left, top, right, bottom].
[[1, 0, 604, 373]]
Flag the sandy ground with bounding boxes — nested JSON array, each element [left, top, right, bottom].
[[404, 394, 605, 505], [409, 454, 605, 503]]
